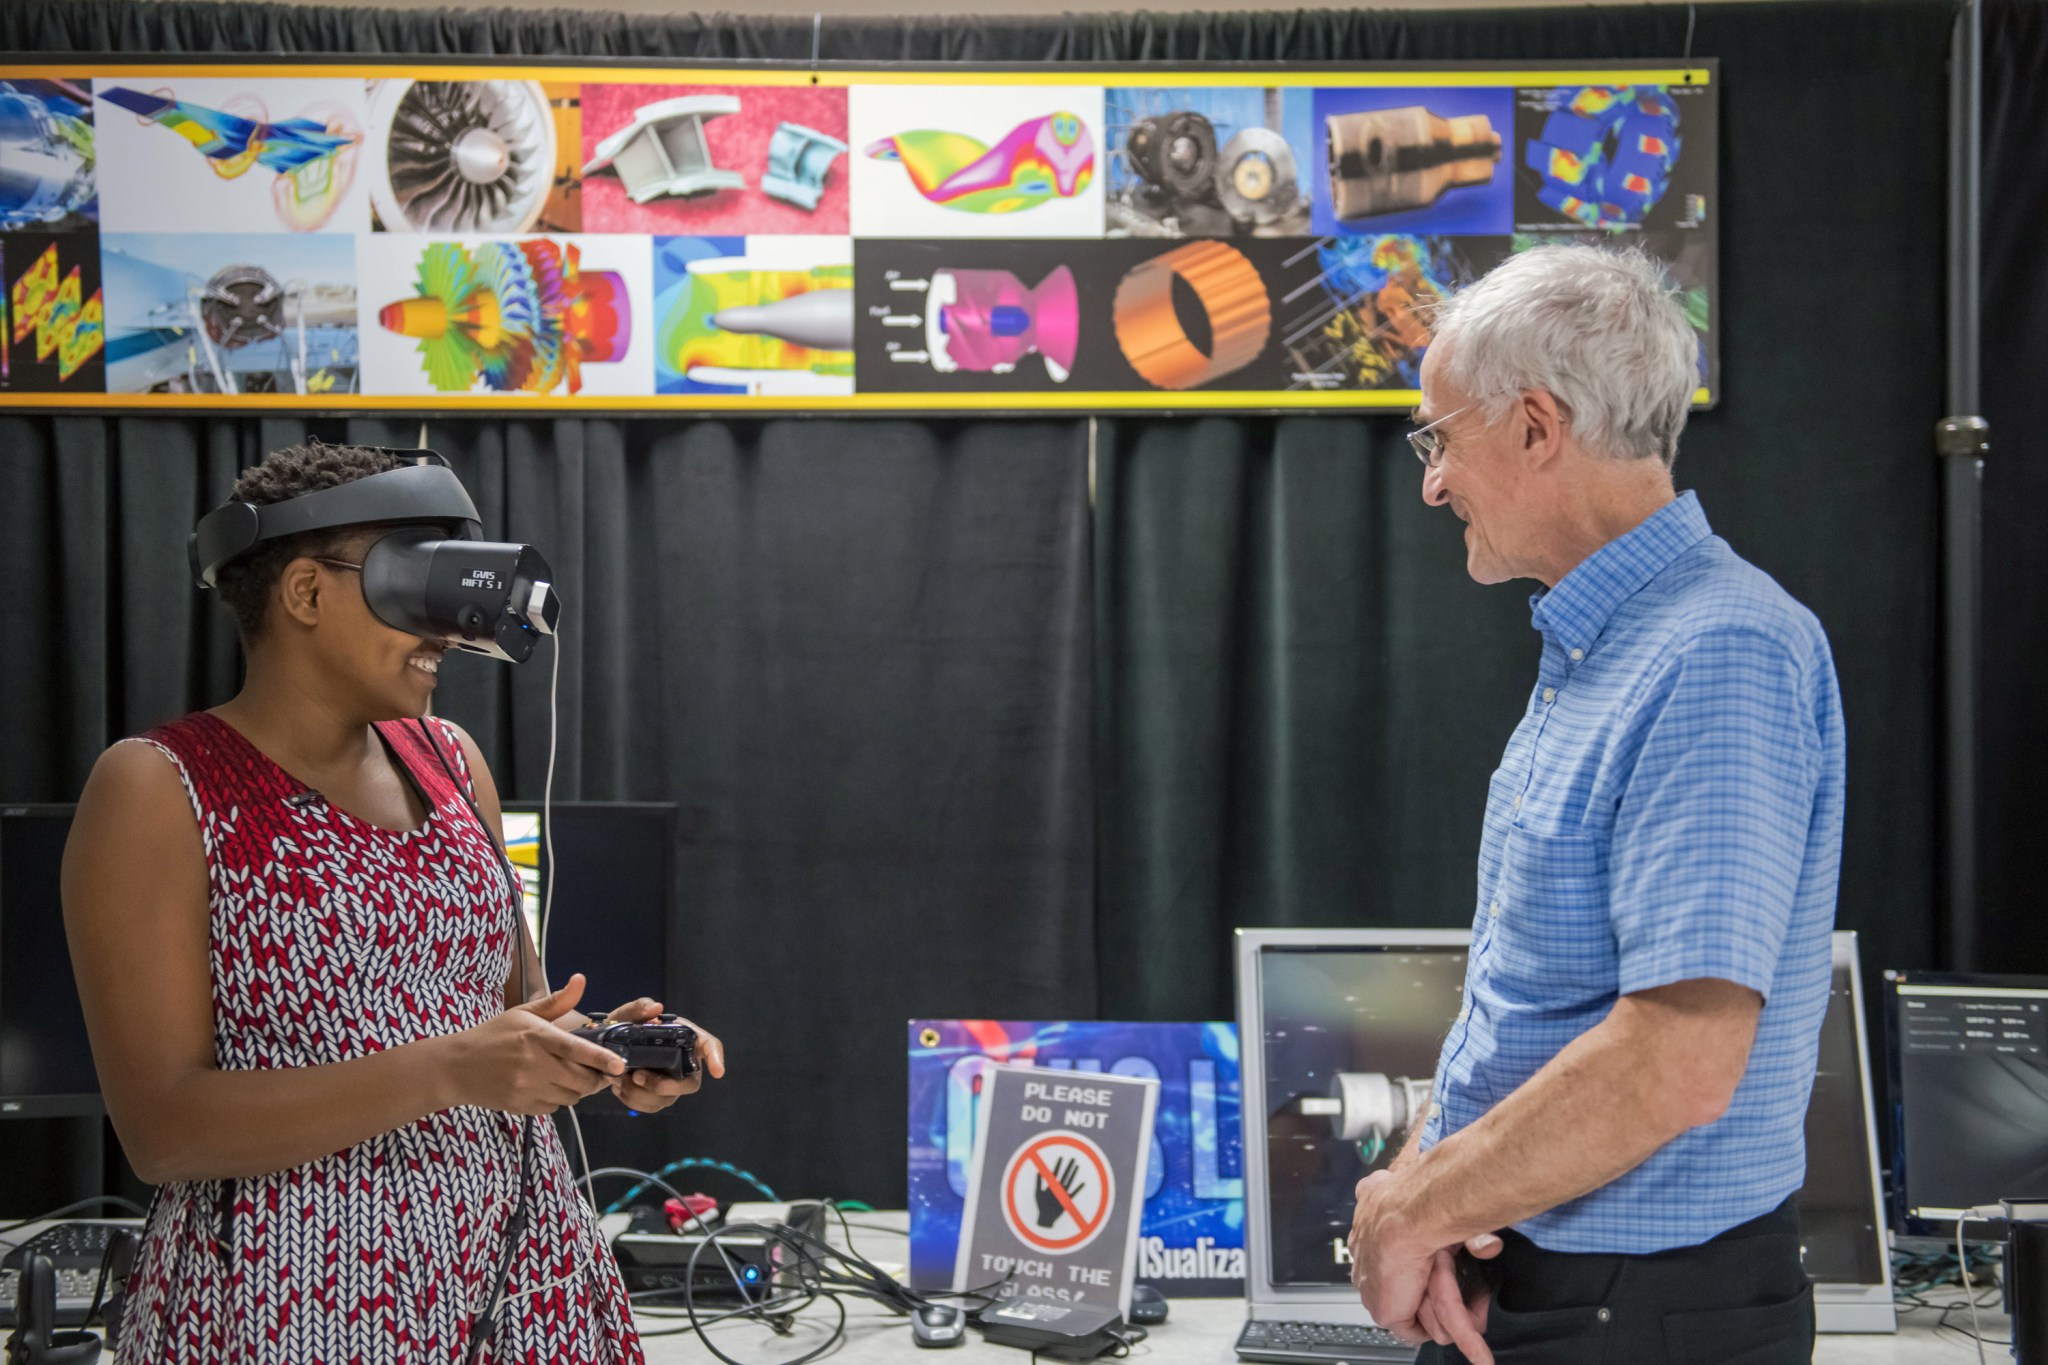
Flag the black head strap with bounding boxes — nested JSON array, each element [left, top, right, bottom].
[[190, 451, 482, 589]]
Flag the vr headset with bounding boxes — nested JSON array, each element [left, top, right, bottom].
[[190, 450, 561, 664]]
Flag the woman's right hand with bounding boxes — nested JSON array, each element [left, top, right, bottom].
[[446, 973, 625, 1115]]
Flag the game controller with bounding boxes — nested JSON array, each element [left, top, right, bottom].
[[573, 1014, 701, 1078]]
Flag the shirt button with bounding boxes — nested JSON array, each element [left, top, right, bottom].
[[1597, 1308, 1611, 1324], [1512, 794, 1522, 811], [1570, 648, 1584, 662], [1490, 897, 1501, 917], [1542, 687, 1556, 704]]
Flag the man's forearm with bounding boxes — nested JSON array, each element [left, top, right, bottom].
[[1389, 1099, 1432, 1173], [1374, 986, 1756, 1251]]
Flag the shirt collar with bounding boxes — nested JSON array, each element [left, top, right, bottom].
[[1528, 491, 1712, 652]]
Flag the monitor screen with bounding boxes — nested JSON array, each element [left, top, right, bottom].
[[1257, 944, 1466, 1288], [1887, 970, 2048, 1235], [1794, 954, 1885, 1285], [0, 806, 101, 1114], [498, 804, 676, 1016]]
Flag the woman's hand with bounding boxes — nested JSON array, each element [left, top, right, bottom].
[[580, 997, 727, 1114], [448, 974, 624, 1115]]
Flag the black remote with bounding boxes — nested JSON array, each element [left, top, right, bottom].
[[572, 1014, 701, 1078]]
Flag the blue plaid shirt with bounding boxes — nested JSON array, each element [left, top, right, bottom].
[[1417, 492, 1845, 1254]]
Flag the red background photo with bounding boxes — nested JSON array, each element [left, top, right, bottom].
[[580, 83, 850, 235]]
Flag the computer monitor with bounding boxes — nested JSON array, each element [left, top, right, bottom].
[[497, 803, 677, 1014], [1236, 928, 1470, 1325], [1795, 932, 1894, 1331], [0, 805, 101, 1116], [1886, 967, 2048, 1241], [1236, 928, 1895, 1332]]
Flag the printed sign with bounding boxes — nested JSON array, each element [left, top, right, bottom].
[[955, 1064, 1158, 1321], [908, 1020, 1244, 1297], [0, 62, 1718, 413]]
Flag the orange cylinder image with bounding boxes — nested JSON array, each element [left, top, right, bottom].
[[1112, 241, 1272, 391]]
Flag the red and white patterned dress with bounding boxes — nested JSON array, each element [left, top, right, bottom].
[[119, 711, 644, 1365]]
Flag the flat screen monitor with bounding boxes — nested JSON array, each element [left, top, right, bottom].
[[1235, 929, 1471, 1324], [498, 803, 677, 1015], [0, 805, 101, 1116], [1236, 928, 1893, 1331], [1886, 968, 2048, 1241], [1794, 933, 1894, 1331]]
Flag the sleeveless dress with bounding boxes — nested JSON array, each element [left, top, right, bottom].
[[118, 711, 644, 1365]]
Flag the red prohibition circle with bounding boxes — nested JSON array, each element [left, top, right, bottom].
[[1001, 1131, 1114, 1254]]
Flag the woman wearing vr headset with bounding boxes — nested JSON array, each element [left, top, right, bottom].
[[60, 441, 723, 1364]]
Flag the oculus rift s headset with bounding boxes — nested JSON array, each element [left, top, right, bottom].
[[190, 450, 560, 663]]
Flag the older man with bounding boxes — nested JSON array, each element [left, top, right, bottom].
[[1347, 246, 1843, 1365]]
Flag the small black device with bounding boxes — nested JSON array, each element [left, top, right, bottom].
[[911, 1302, 966, 1348], [1128, 1282, 1169, 1325], [3, 1255, 99, 1365], [189, 451, 561, 663], [1234, 1319, 1417, 1363], [611, 1225, 777, 1302], [974, 1299, 1129, 1361], [571, 1015, 699, 1078]]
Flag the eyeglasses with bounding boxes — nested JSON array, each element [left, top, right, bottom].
[[312, 556, 364, 573], [1407, 404, 1473, 469]]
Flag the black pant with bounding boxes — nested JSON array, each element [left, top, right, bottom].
[[1416, 1199, 1814, 1365]]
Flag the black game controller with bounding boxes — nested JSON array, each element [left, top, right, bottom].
[[573, 1014, 701, 1078]]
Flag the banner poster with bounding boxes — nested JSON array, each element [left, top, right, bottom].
[[0, 61, 1716, 414], [908, 1020, 1245, 1297]]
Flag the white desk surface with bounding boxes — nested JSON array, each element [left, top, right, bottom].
[[631, 1213, 2011, 1365], [11, 1216, 2002, 1363]]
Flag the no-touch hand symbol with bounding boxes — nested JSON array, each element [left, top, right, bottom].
[[1000, 1130, 1114, 1255]]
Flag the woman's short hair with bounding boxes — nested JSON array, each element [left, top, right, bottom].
[[1430, 245, 1699, 467], [213, 440, 405, 638]]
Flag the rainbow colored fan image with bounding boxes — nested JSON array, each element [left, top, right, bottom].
[[378, 239, 630, 395], [1524, 86, 1681, 229], [864, 111, 1094, 214]]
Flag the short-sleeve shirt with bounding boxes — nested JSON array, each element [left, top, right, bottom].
[[1417, 491, 1845, 1254]]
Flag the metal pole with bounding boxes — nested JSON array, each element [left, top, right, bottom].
[[1940, 0, 1987, 970]]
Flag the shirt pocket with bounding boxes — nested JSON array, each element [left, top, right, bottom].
[[1484, 826, 1615, 1009]]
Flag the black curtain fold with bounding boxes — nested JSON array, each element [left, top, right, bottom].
[[0, 0, 1965, 1202], [1979, 0, 2048, 975]]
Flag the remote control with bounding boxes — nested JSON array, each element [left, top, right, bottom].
[[573, 1014, 700, 1078]]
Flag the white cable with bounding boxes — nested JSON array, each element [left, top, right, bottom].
[[1957, 1204, 2002, 1365], [505, 631, 604, 1303]]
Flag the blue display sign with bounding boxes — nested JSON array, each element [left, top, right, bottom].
[[908, 1020, 1245, 1295]]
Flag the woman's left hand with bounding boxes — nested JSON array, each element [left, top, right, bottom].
[[578, 997, 727, 1114]]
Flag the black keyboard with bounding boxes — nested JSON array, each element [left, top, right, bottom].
[[0, 1221, 128, 1328], [1237, 1317, 1419, 1363]]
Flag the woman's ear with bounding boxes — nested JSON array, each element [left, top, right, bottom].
[[276, 557, 325, 629]]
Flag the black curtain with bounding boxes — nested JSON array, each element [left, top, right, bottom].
[[1980, 0, 2048, 976], [2, 0, 1960, 1203]]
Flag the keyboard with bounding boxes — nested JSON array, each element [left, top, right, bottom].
[[1236, 1317, 1419, 1363], [0, 1221, 128, 1328]]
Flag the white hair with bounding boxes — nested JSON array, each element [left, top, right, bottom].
[[1430, 245, 1698, 466]]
